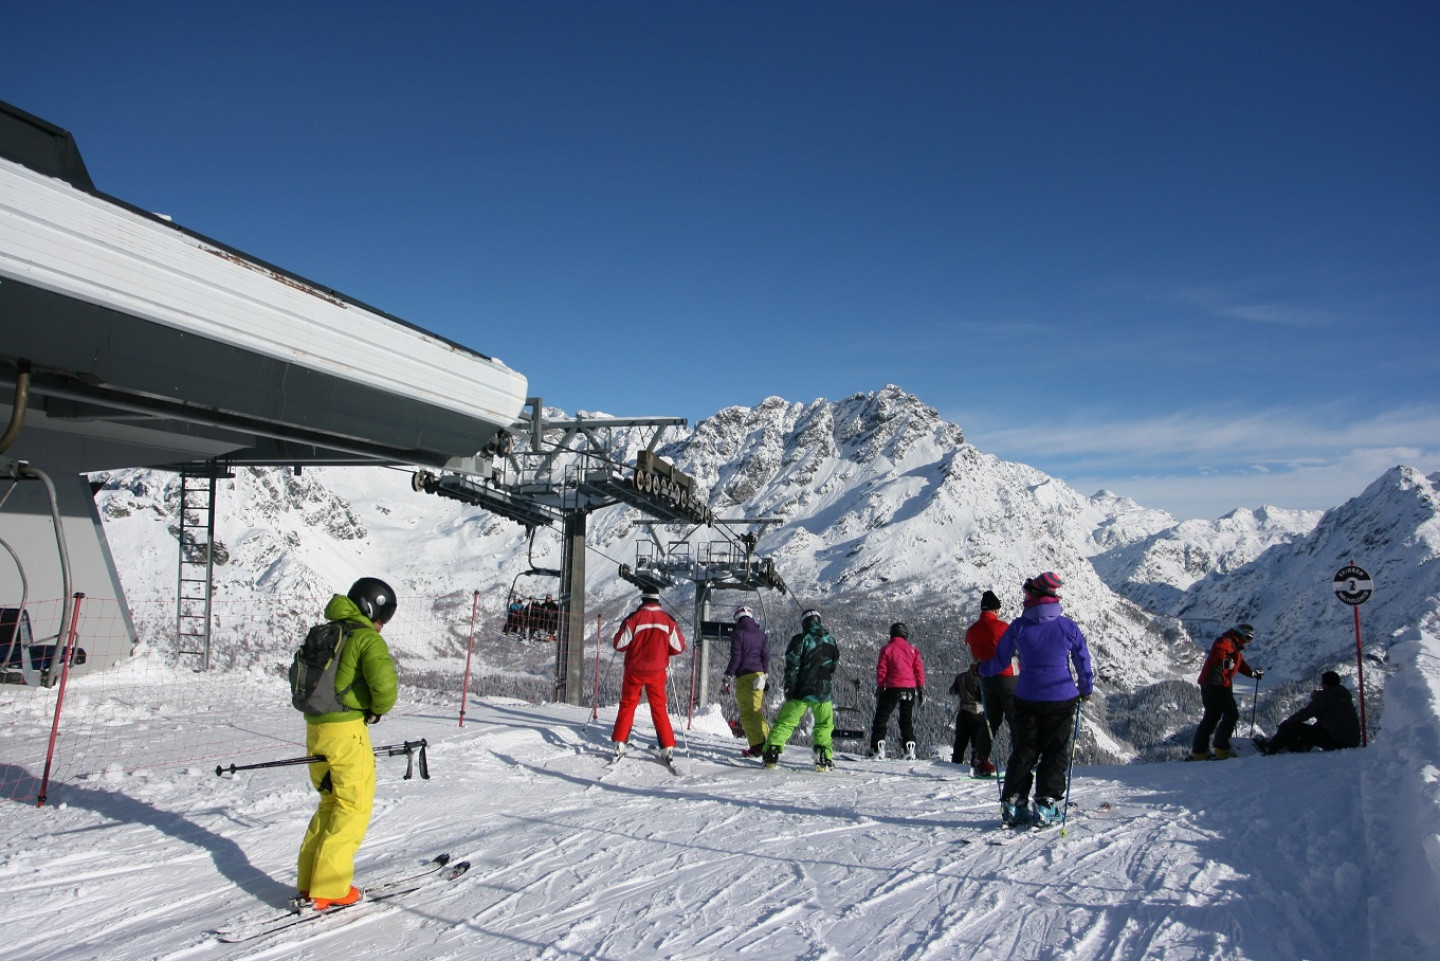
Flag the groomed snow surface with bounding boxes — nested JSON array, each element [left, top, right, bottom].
[[4, 635, 1439, 961]]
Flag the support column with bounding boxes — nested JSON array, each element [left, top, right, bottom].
[[694, 582, 712, 709], [555, 510, 588, 705]]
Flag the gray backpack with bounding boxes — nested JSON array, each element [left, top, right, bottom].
[[289, 620, 360, 716]]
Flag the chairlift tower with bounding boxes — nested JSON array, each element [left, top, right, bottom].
[[619, 522, 787, 708], [412, 398, 764, 706]]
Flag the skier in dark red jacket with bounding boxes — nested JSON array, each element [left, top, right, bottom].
[[1192, 624, 1264, 760]]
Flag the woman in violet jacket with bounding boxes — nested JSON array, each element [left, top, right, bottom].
[[980, 572, 1094, 827], [723, 606, 772, 757]]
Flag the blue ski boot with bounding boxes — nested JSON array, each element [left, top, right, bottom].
[[1034, 797, 1063, 825], [1001, 795, 1033, 828]]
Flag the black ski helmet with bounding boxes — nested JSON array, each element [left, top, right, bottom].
[[801, 609, 822, 631], [890, 622, 909, 639], [348, 577, 398, 625]]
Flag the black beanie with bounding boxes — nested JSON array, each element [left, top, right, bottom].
[[981, 590, 1001, 611]]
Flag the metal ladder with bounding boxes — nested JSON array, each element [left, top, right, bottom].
[[175, 467, 219, 670]]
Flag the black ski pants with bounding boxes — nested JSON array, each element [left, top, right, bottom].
[[1267, 718, 1353, 754], [952, 708, 992, 763], [1193, 684, 1239, 754], [1002, 695, 1078, 804], [870, 687, 917, 752], [979, 674, 1017, 741]]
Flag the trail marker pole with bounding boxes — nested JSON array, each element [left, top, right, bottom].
[[1332, 563, 1372, 747]]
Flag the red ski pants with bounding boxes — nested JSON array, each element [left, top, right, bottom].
[[611, 669, 675, 748]]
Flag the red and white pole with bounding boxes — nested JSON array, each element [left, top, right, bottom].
[[459, 590, 479, 727]]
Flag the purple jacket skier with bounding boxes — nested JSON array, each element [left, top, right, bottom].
[[723, 607, 772, 756], [980, 572, 1094, 827]]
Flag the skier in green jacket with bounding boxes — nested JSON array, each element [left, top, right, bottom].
[[762, 609, 840, 772], [296, 578, 399, 911]]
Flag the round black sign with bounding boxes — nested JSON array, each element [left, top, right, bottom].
[[1333, 565, 1373, 606]]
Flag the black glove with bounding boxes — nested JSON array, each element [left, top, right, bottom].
[[917, 686, 925, 707], [784, 688, 796, 701], [1253, 669, 1264, 680], [721, 679, 732, 695], [364, 711, 382, 725]]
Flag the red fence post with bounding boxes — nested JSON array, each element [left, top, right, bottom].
[[38, 592, 84, 807], [459, 590, 479, 727]]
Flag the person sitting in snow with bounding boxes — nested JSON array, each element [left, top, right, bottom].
[[762, 609, 840, 771], [1255, 671, 1362, 755], [1192, 623, 1264, 760], [869, 622, 926, 760]]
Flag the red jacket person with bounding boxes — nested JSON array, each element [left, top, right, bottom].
[[1192, 623, 1263, 760], [610, 591, 687, 762]]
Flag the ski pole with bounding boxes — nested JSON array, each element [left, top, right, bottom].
[[374, 739, 431, 780], [215, 754, 324, 776], [1249, 674, 1260, 736], [216, 739, 430, 779], [1059, 697, 1085, 838]]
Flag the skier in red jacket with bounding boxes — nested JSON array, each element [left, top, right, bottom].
[[964, 589, 1011, 773], [610, 591, 687, 762], [1192, 623, 1264, 760]]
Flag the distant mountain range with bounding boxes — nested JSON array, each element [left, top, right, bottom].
[[93, 386, 1440, 758]]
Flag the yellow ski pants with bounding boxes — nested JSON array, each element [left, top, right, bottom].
[[734, 671, 771, 748], [297, 718, 375, 899]]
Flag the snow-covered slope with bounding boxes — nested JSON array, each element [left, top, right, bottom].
[[1093, 504, 1323, 616], [3, 627, 1439, 960]]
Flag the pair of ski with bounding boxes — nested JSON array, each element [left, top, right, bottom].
[[212, 852, 470, 943], [608, 745, 682, 775]]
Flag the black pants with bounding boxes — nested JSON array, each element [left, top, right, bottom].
[[1193, 684, 1239, 754], [979, 674, 1017, 740], [1002, 696, 1077, 803], [870, 688, 917, 751], [1267, 719, 1354, 754], [952, 709, 992, 763]]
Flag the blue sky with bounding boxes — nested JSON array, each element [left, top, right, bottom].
[[7, 2, 1438, 520]]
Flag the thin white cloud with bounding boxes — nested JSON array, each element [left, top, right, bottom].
[[976, 404, 1440, 469], [957, 404, 1440, 519], [1216, 303, 1340, 327]]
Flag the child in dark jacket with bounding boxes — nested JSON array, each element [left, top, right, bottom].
[[949, 664, 995, 775]]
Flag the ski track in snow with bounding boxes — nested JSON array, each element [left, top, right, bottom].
[[1, 665, 1432, 961]]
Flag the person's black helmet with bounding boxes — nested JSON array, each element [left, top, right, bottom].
[[348, 577, 398, 625], [801, 609, 822, 631], [1234, 623, 1256, 642], [890, 622, 910, 639]]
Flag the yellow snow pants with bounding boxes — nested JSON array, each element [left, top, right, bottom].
[[297, 718, 375, 899], [735, 671, 771, 749]]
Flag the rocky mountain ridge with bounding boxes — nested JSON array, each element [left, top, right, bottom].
[[91, 387, 1438, 757]]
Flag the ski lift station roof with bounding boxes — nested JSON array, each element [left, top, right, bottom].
[[0, 100, 528, 474]]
